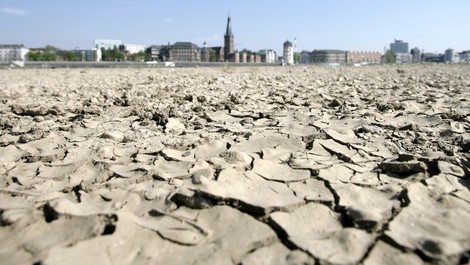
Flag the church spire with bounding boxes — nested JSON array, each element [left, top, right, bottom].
[[225, 15, 233, 37], [224, 15, 235, 61]]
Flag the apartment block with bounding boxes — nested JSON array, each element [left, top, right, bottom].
[[0, 44, 29, 62], [258, 49, 277, 63], [390, 39, 409, 54], [169, 42, 201, 62], [346, 51, 381, 64], [311, 49, 347, 64]]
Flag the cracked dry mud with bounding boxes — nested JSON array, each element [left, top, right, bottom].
[[0, 65, 469, 265]]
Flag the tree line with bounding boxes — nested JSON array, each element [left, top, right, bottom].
[[26, 45, 150, 62]]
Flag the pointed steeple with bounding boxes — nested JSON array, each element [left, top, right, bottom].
[[225, 16, 233, 37], [224, 15, 235, 61]]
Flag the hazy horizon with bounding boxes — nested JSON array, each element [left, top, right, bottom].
[[1, 0, 469, 54]]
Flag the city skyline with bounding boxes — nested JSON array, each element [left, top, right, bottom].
[[1, 0, 469, 54]]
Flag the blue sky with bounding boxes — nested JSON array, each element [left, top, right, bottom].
[[1, 0, 469, 54]]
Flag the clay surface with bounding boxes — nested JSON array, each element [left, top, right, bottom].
[[1, 65, 469, 264]]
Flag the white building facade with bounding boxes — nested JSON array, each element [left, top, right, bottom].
[[283, 40, 294, 65], [258, 49, 277, 63], [94, 39, 123, 50], [121, 44, 146, 54], [395, 53, 412, 64], [0, 44, 29, 62]]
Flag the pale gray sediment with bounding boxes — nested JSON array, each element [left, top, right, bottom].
[[0, 65, 469, 264]]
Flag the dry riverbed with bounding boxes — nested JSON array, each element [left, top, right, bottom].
[[0, 65, 469, 264]]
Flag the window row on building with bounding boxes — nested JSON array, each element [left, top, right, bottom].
[[298, 50, 382, 65], [0, 44, 29, 62]]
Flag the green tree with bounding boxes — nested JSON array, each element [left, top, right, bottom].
[[101, 47, 115, 61], [113, 46, 120, 61], [383, 50, 396, 64], [26, 45, 57, 61], [209, 50, 218, 62], [101, 46, 126, 61], [294, 52, 300, 64], [27, 51, 41, 61], [241, 49, 253, 55], [64, 51, 76, 61], [43, 45, 58, 61], [130, 51, 147, 62], [143, 51, 152, 61], [113, 46, 125, 61], [101, 47, 109, 61], [116, 51, 125, 61]]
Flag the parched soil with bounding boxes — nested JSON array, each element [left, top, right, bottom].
[[0, 65, 469, 264]]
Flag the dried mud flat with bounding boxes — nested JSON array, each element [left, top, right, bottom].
[[0, 65, 469, 265]]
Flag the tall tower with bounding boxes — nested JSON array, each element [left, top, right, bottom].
[[283, 40, 293, 65], [224, 16, 234, 61]]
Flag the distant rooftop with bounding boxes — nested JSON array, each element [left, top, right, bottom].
[[0, 44, 26, 48], [311, 49, 347, 53], [172, 42, 200, 49]]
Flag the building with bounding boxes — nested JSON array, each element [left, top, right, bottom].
[[246, 53, 254, 63], [395, 53, 412, 64], [73, 49, 97, 61], [283, 40, 294, 65], [120, 44, 146, 61], [299, 50, 312, 64], [160, 44, 172, 62], [240, 52, 247, 63], [411, 47, 421, 63], [169, 42, 201, 62], [120, 44, 146, 55], [390, 39, 409, 54], [209, 46, 224, 62], [146, 45, 163, 61], [445, 48, 454, 63], [310, 49, 347, 64], [451, 53, 461, 63], [459, 51, 470, 62], [346, 51, 381, 64], [225, 51, 239, 63], [201, 42, 210, 62], [258, 49, 277, 63], [422, 53, 444, 63], [0, 44, 29, 62], [94, 39, 123, 50], [390, 39, 411, 64], [254, 54, 262, 63], [224, 16, 235, 61]]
